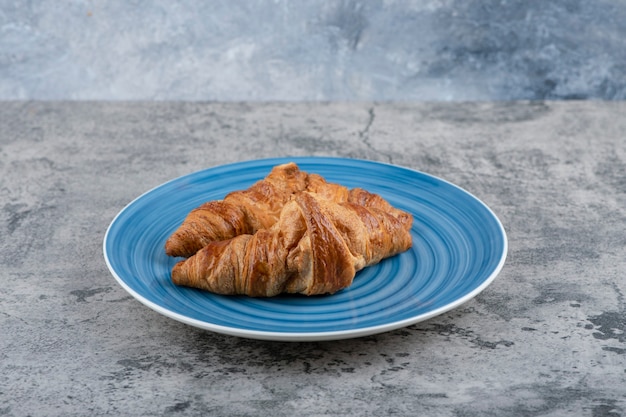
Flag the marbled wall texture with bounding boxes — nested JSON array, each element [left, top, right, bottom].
[[1, 0, 625, 101]]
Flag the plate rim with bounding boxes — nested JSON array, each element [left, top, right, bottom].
[[103, 156, 508, 342]]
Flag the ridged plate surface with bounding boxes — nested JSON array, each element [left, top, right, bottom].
[[104, 157, 507, 341]]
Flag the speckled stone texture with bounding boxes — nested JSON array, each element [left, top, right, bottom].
[[0, 101, 625, 416], [1, 1, 626, 100]]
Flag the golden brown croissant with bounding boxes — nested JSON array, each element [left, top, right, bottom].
[[165, 162, 351, 258], [171, 191, 413, 297]]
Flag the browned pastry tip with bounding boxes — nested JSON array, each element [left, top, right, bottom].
[[164, 201, 251, 257], [348, 187, 413, 230]]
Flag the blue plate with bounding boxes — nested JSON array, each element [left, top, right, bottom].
[[103, 157, 507, 341]]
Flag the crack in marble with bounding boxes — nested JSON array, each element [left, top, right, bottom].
[[357, 106, 393, 163]]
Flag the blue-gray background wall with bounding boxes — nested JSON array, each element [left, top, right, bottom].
[[2, 0, 625, 101]]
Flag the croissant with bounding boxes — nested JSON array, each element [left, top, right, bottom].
[[165, 162, 351, 258], [171, 191, 413, 297]]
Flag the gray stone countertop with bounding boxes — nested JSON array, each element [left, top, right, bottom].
[[1, 101, 625, 416]]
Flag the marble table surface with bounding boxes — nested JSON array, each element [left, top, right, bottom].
[[1, 101, 625, 416]]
